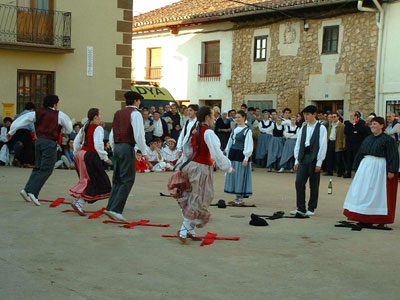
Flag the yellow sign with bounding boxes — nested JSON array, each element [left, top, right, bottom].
[[2, 103, 15, 118], [131, 85, 175, 101]]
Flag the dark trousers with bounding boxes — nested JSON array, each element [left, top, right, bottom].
[[326, 140, 336, 174], [345, 144, 360, 176], [106, 143, 136, 214], [335, 151, 346, 176], [25, 138, 57, 197], [295, 158, 320, 213]]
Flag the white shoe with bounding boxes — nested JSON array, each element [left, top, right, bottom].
[[305, 211, 315, 216], [20, 189, 31, 202], [28, 193, 40, 206], [290, 168, 294, 173], [105, 210, 127, 222], [277, 168, 284, 173], [71, 200, 86, 216], [290, 209, 304, 215]]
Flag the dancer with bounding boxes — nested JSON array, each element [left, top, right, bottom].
[[177, 106, 234, 243], [177, 104, 199, 152], [255, 109, 273, 166], [224, 110, 253, 206], [278, 116, 300, 173], [291, 105, 327, 216], [343, 117, 399, 228], [106, 91, 147, 221], [266, 116, 285, 171], [8, 95, 72, 205], [69, 108, 112, 216]]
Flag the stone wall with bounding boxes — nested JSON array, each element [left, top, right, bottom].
[[231, 11, 378, 118]]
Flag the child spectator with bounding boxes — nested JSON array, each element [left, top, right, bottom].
[[70, 123, 81, 140], [136, 150, 150, 173], [161, 138, 180, 170], [61, 138, 76, 169], [104, 141, 114, 171], [145, 138, 166, 172]]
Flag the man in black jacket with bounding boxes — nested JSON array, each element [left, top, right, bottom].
[[343, 111, 371, 178]]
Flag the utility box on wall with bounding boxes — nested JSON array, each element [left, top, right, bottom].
[[2, 103, 15, 118]]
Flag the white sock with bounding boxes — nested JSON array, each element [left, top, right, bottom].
[[77, 198, 85, 206]]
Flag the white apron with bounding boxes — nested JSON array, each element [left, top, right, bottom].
[[0, 144, 10, 165], [343, 156, 387, 215]]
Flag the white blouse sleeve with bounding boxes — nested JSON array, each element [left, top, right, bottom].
[[243, 129, 254, 161], [58, 111, 73, 135], [109, 129, 114, 151], [284, 126, 294, 139], [9, 111, 35, 135], [94, 126, 108, 161], [258, 121, 268, 133], [204, 129, 232, 172], [131, 111, 147, 154], [73, 128, 84, 154], [224, 132, 233, 153]]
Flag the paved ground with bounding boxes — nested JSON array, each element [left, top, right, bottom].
[[0, 166, 399, 300]]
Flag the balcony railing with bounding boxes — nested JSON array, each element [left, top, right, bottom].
[[0, 4, 71, 48], [198, 63, 221, 81], [145, 66, 162, 80]]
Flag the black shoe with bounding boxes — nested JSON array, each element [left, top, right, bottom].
[[343, 174, 351, 178], [337, 173, 343, 177], [323, 173, 333, 176]]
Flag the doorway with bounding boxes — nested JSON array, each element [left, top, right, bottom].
[[314, 100, 343, 113]]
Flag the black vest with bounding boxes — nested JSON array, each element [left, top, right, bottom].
[[298, 122, 321, 164]]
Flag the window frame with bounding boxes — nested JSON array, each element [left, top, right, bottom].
[[322, 25, 339, 55], [253, 35, 268, 62], [16, 69, 55, 113]]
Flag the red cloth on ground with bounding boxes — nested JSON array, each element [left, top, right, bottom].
[[344, 172, 398, 224]]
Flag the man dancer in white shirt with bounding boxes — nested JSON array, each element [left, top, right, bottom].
[[291, 105, 327, 216]]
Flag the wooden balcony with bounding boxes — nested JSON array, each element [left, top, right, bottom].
[[0, 4, 74, 53], [145, 66, 162, 80], [198, 62, 221, 81]]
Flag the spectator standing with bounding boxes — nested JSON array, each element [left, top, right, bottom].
[[325, 113, 346, 177], [142, 110, 154, 144], [215, 110, 231, 150], [152, 111, 168, 140]]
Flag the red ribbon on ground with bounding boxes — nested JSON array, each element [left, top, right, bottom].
[[102, 219, 170, 228], [162, 232, 240, 246], [88, 208, 106, 219], [39, 198, 72, 207]]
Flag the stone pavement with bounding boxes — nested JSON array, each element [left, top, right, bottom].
[[0, 166, 399, 300]]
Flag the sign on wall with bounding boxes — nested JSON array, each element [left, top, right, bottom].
[[87, 46, 94, 77]]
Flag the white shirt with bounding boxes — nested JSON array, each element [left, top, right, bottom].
[[284, 124, 299, 139], [329, 122, 339, 141], [225, 126, 254, 162], [282, 118, 291, 127], [73, 126, 108, 161], [0, 127, 9, 143], [177, 118, 197, 151], [204, 129, 232, 172], [109, 106, 147, 154], [161, 146, 180, 162], [294, 122, 327, 167], [258, 120, 274, 134], [385, 122, 400, 140], [9, 109, 72, 136], [145, 146, 161, 162], [153, 119, 164, 137]]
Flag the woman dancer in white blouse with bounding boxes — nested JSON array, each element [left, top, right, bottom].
[[278, 116, 300, 173], [224, 111, 253, 206]]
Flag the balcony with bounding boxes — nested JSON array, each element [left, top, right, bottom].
[[145, 66, 162, 80], [0, 4, 73, 53], [198, 62, 221, 81]]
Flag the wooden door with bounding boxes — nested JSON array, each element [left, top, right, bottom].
[[17, 0, 54, 44]]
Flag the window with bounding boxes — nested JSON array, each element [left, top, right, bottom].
[[322, 26, 339, 54], [17, 70, 55, 113], [387, 100, 400, 116], [198, 41, 221, 80], [254, 36, 267, 62], [145, 47, 162, 80]]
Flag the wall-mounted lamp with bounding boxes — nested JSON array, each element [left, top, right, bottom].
[[303, 20, 309, 32]]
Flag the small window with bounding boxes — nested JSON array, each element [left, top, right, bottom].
[[322, 26, 339, 54], [145, 47, 162, 80], [254, 36, 267, 62]]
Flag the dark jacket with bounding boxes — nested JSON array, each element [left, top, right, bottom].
[[344, 119, 371, 146]]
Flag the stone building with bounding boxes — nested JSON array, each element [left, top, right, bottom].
[[225, 0, 379, 118]]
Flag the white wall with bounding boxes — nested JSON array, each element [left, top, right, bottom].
[[380, 1, 400, 114], [132, 22, 234, 111]]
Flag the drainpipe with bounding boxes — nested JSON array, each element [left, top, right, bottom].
[[357, 0, 384, 115]]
